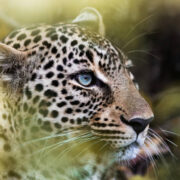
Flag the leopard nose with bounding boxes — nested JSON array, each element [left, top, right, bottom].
[[120, 116, 153, 134], [129, 118, 153, 134]]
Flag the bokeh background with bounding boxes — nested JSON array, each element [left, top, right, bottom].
[[0, 0, 180, 179]]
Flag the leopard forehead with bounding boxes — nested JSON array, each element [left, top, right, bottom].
[[5, 23, 124, 70]]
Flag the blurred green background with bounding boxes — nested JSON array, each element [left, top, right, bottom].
[[0, 0, 180, 179]]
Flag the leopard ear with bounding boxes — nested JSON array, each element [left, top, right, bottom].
[[72, 7, 105, 36], [0, 43, 28, 90]]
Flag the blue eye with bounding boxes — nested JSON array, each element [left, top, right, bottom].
[[77, 74, 92, 86]]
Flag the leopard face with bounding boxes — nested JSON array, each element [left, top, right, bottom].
[[0, 23, 153, 165]]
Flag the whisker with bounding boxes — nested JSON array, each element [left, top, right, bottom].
[[21, 129, 85, 146], [160, 128, 180, 137], [124, 13, 155, 39], [127, 49, 160, 61], [47, 136, 99, 168], [45, 133, 96, 156], [122, 32, 156, 49], [165, 138, 178, 147], [146, 136, 160, 155], [27, 132, 92, 156], [97, 141, 108, 153], [148, 129, 175, 159], [73, 138, 101, 160], [147, 135, 168, 165], [143, 140, 158, 179]]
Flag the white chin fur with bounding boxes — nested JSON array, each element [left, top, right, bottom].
[[117, 144, 140, 161]]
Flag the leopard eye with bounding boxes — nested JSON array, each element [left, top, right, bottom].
[[77, 73, 93, 87]]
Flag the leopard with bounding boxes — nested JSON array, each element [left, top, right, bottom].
[[0, 8, 155, 180]]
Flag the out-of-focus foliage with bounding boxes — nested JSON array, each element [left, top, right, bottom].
[[0, 0, 180, 179]]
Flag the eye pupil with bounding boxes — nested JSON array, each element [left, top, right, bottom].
[[78, 74, 92, 86]]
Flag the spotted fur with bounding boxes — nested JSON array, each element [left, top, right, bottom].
[[0, 21, 154, 180]]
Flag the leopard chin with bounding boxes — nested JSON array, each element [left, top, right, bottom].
[[112, 135, 147, 162], [115, 142, 141, 161]]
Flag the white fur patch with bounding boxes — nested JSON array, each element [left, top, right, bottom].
[[95, 70, 109, 83]]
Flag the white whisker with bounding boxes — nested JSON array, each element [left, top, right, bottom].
[[124, 13, 155, 39], [21, 129, 85, 146], [165, 138, 178, 147], [143, 140, 158, 179], [160, 128, 180, 137]]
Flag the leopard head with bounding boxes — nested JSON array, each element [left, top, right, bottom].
[[0, 8, 153, 164]]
